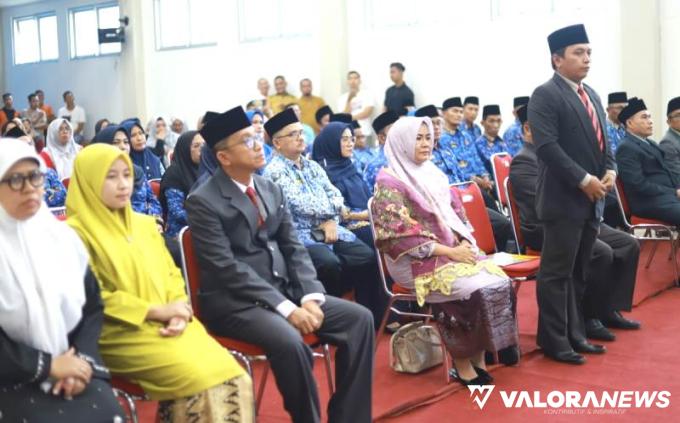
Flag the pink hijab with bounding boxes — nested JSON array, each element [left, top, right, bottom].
[[384, 116, 474, 245]]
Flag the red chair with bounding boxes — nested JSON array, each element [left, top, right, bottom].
[[490, 152, 512, 211], [367, 198, 450, 383], [49, 206, 67, 221], [110, 376, 148, 423], [451, 182, 540, 293], [614, 179, 679, 281], [504, 178, 540, 257], [178, 227, 335, 413], [148, 179, 161, 198], [61, 177, 70, 190]]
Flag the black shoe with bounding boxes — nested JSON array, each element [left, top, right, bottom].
[[473, 366, 494, 384], [601, 311, 641, 330], [544, 350, 586, 365], [585, 319, 616, 342], [573, 341, 606, 354], [449, 368, 491, 386]]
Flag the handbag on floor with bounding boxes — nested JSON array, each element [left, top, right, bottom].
[[390, 321, 443, 374]]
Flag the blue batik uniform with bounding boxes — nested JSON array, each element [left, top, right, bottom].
[[475, 135, 510, 176], [439, 129, 487, 181], [502, 120, 524, 156], [363, 147, 387, 193], [606, 120, 626, 154], [352, 147, 377, 174], [431, 144, 463, 184], [459, 121, 481, 141]]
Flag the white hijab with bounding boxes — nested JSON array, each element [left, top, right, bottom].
[[384, 116, 475, 245], [0, 138, 88, 355], [45, 118, 81, 179]]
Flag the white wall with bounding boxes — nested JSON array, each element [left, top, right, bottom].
[[1, 0, 124, 139]]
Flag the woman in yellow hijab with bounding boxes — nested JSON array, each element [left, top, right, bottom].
[[66, 144, 253, 422]]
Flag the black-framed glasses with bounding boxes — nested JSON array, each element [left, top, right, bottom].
[[1, 170, 45, 191], [225, 136, 261, 150]]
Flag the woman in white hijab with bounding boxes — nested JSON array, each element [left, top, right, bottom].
[[147, 116, 179, 167], [0, 138, 123, 422], [39, 118, 82, 179]]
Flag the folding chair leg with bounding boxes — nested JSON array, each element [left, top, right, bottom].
[[645, 241, 659, 269], [255, 362, 270, 415], [113, 388, 138, 423], [375, 297, 397, 352], [322, 344, 335, 394]]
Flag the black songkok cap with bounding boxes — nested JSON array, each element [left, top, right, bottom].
[[330, 113, 352, 124], [372, 111, 399, 134], [517, 105, 528, 125], [442, 97, 463, 110], [199, 106, 251, 148], [608, 92, 628, 105], [315, 105, 333, 123], [5, 125, 27, 138], [351, 120, 361, 130], [618, 97, 647, 125], [464, 96, 479, 106], [513, 96, 530, 108], [415, 105, 439, 118], [264, 108, 299, 138], [667, 97, 680, 116], [548, 24, 589, 54], [202, 111, 219, 125], [483, 105, 501, 120]]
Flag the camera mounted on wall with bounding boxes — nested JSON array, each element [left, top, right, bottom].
[[98, 16, 129, 44]]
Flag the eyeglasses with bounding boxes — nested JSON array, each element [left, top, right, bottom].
[[340, 136, 356, 144], [226, 136, 262, 150], [1, 170, 45, 192], [275, 130, 303, 140], [58, 127, 71, 133]]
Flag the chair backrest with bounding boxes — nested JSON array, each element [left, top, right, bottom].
[[149, 179, 161, 198], [450, 182, 496, 254], [178, 226, 201, 316], [614, 179, 633, 229], [491, 152, 512, 208], [61, 177, 70, 190], [367, 197, 398, 297], [504, 178, 524, 253]]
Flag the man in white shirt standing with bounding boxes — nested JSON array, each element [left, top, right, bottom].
[[57, 90, 86, 144], [337, 71, 375, 141]]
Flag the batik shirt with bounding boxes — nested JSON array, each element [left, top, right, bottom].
[[502, 120, 524, 157], [363, 147, 387, 194], [263, 154, 356, 247], [475, 135, 510, 175], [43, 168, 66, 207], [439, 129, 487, 181], [352, 147, 378, 174], [131, 179, 163, 218], [431, 145, 463, 184], [606, 120, 626, 154], [459, 121, 482, 141], [164, 188, 187, 237]]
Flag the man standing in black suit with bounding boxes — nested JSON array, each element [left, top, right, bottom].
[[528, 24, 617, 364], [185, 106, 374, 423], [510, 105, 640, 344]]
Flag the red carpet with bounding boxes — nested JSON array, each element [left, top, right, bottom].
[[132, 248, 679, 422]]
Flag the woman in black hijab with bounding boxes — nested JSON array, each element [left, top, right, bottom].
[[160, 130, 204, 237]]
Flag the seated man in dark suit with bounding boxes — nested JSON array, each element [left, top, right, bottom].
[[509, 105, 640, 341], [186, 106, 374, 423], [617, 97, 680, 224]]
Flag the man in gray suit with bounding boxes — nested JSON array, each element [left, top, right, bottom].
[[659, 97, 680, 178], [185, 106, 374, 423], [528, 24, 616, 365]]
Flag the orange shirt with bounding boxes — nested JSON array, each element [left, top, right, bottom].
[[40, 104, 55, 120]]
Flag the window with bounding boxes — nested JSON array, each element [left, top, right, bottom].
[[12, 13, 58, 65], [154, 0, 218, 50], [69, 4, 121, 58], [367, 0, 487, 30], [237, 0, 313, 42]]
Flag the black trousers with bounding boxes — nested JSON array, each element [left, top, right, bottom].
[[208, 296, 374, 423], [487, 208, 514, 252], [307, 239, 387, 328], [537, 219, 599, 354], [583, 224, 639, 318]]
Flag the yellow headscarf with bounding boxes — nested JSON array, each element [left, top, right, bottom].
[[66, 144, 187, 328]]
